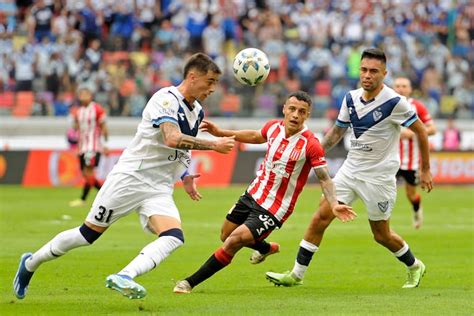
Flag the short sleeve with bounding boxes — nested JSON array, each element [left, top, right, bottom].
[[95, 103, 106, 123], [335, 94, 351, 128], [414, 100, 432, 124], [392, 97, 418, 127], [147, 93, 180, 128], [260, 119, 280, 140], [306, 137, 327, 168]]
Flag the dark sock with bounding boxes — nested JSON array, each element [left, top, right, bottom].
[[81, 184, 91, 201], [247, 240, 271, 254], [412, 194, 421, 212], [94, 179, 102, 190], [186, 248, 233, 288], [296, 246, 315, 266], [396, 248, 416, 267]]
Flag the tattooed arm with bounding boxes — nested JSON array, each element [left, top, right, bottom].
[[314, 166, 357, 222], [160, 122, 235, 154], [321, 125, 348, 152]]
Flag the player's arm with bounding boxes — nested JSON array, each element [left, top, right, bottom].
[[408, 119, 433, 192], [321, 125, 347, 152], [425, 121, 436, 136], [99, 121, 109, 154], [160, 122, 235, 154], [314, 166, 357, 222], [200, 120, 265, 144]]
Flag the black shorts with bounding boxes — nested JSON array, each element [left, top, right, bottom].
[[396, 169, 418, 186], [79, 152, 101, 170], [226, 192, 281, 241]]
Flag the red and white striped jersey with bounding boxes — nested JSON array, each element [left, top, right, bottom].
[[72, 102, 106, 154], [399, 98, 432, 171], [247, 120, 327, 224]]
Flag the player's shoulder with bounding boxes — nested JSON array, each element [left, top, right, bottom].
[[344, 88, 363, 103], [150, 86, 180, 108], [409, 98, 427, 110]]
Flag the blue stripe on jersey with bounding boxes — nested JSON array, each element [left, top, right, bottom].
[[152, 116, 178, 128], [336, 119, 351, 128], [177, 106, 203, 137], [401, 113, 418, 127], [346, 93, 401, 139]]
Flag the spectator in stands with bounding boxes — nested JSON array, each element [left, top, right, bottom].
[[443, 117, 462, 151], [14, 45, 35, 92], [28, 0, 53, 42]]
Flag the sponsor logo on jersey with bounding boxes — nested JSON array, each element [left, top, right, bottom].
[[350, 140, 373, 152]]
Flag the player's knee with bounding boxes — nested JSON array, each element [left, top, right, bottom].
[[79, 224, 102, 244], [220, 230, 230, 242], [159, 228, 185, 245]]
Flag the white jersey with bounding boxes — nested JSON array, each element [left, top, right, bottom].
[[336, 85, 417, 184], [109, 86, 204, 192]]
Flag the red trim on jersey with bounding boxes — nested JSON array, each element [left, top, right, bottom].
[[283, 161, 312, 222]]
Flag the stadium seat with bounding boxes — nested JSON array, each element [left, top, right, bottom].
[[12, 91, 34, 117]]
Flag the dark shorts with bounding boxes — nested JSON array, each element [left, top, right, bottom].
[[226, 192, 281, 241], [79, 152, 101, 170], [396, 169, 418, 186]]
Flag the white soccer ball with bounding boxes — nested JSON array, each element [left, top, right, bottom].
[[232, 48, 270, 86]]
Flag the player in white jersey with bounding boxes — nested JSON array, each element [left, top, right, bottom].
[[266, 48, 433, 289], [69, 85, 109, 208], [394, 76, 437, 229], [13, 53, 235, 300], [173, 91, 356, 294]]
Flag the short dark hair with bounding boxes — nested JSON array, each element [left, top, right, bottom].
[[287, 90, 312, 107], [361, 48, 386, 64], [183, 53, 222, 78]]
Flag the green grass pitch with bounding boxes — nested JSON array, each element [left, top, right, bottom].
[[1, 185, 473, 315]]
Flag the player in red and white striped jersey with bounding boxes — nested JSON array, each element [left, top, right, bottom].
[[394, 77, 437, 229], [173, 91, 356, 294], [69, 85, 109, 207]]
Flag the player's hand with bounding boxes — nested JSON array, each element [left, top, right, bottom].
[[400, 128, 415, 140], [332, 204, 357, 222], [200, 120, 220, 136], [103, 146, 110, 156], [183, 173, 202, 201], [419, 169, 433, 193], [213, 136, 235, 154]]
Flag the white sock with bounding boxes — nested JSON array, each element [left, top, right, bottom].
[[118, 236, 183, 279], [25, 227, 90, 272], [291, 239, 319, 280]]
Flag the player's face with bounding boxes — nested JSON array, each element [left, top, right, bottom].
[[189, 70, 220, 102], [78, 89, 93, 105], [359, 58, 387, 92], [394, 78, 412, 97], [282, 97, 311, 135]]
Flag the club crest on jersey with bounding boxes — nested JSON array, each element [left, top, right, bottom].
[[289, 145, 303, 161], [373, 109, 383, 121], [378, 201, 389, 213]]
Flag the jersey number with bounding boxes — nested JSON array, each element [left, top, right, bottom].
[[256, 214, 275, 236], [94, 205, 114, 223]]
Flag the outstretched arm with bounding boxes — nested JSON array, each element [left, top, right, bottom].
[[314, 166, 357, 222], [160, 122, 235, 154], [408, 119, 433, 192], [200, 120, 266, 144], [321, 125, 348, 152]]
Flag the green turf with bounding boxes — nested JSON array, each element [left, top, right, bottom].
[[1, 185, 473, 315]]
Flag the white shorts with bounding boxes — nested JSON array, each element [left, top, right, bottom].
[[85, 173, 181, 233], [333, 172, 396, 221]]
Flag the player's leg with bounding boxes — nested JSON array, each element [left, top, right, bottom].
[[405, 181, 423, 229], [369, 220, 425, 288], [364, 179, 425, 288], [69, 154, 88, 207], [14, 222, 105, 299], [266, 173, 355, 286], [175, 204, 278, 293], [265, 197, 334, 286], [174, 224, 255, 294], [107, 194, 184, 299]]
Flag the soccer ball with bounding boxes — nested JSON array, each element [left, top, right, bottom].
[[233, 48, 270, 86]]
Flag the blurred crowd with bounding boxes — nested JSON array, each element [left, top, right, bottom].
[[0, 0, 472, 119]]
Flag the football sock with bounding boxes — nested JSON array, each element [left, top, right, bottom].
[[291, 239, 319, 280], [186, 247, 233, 288], [412, 194, 421, 212], [25, 226, 96, 272], [81, 184, 91, 201], [118, 229, 184, 279], [94, 179, 102, 190], [393, 243, 417, 267], [248, 240, 271, 254]]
